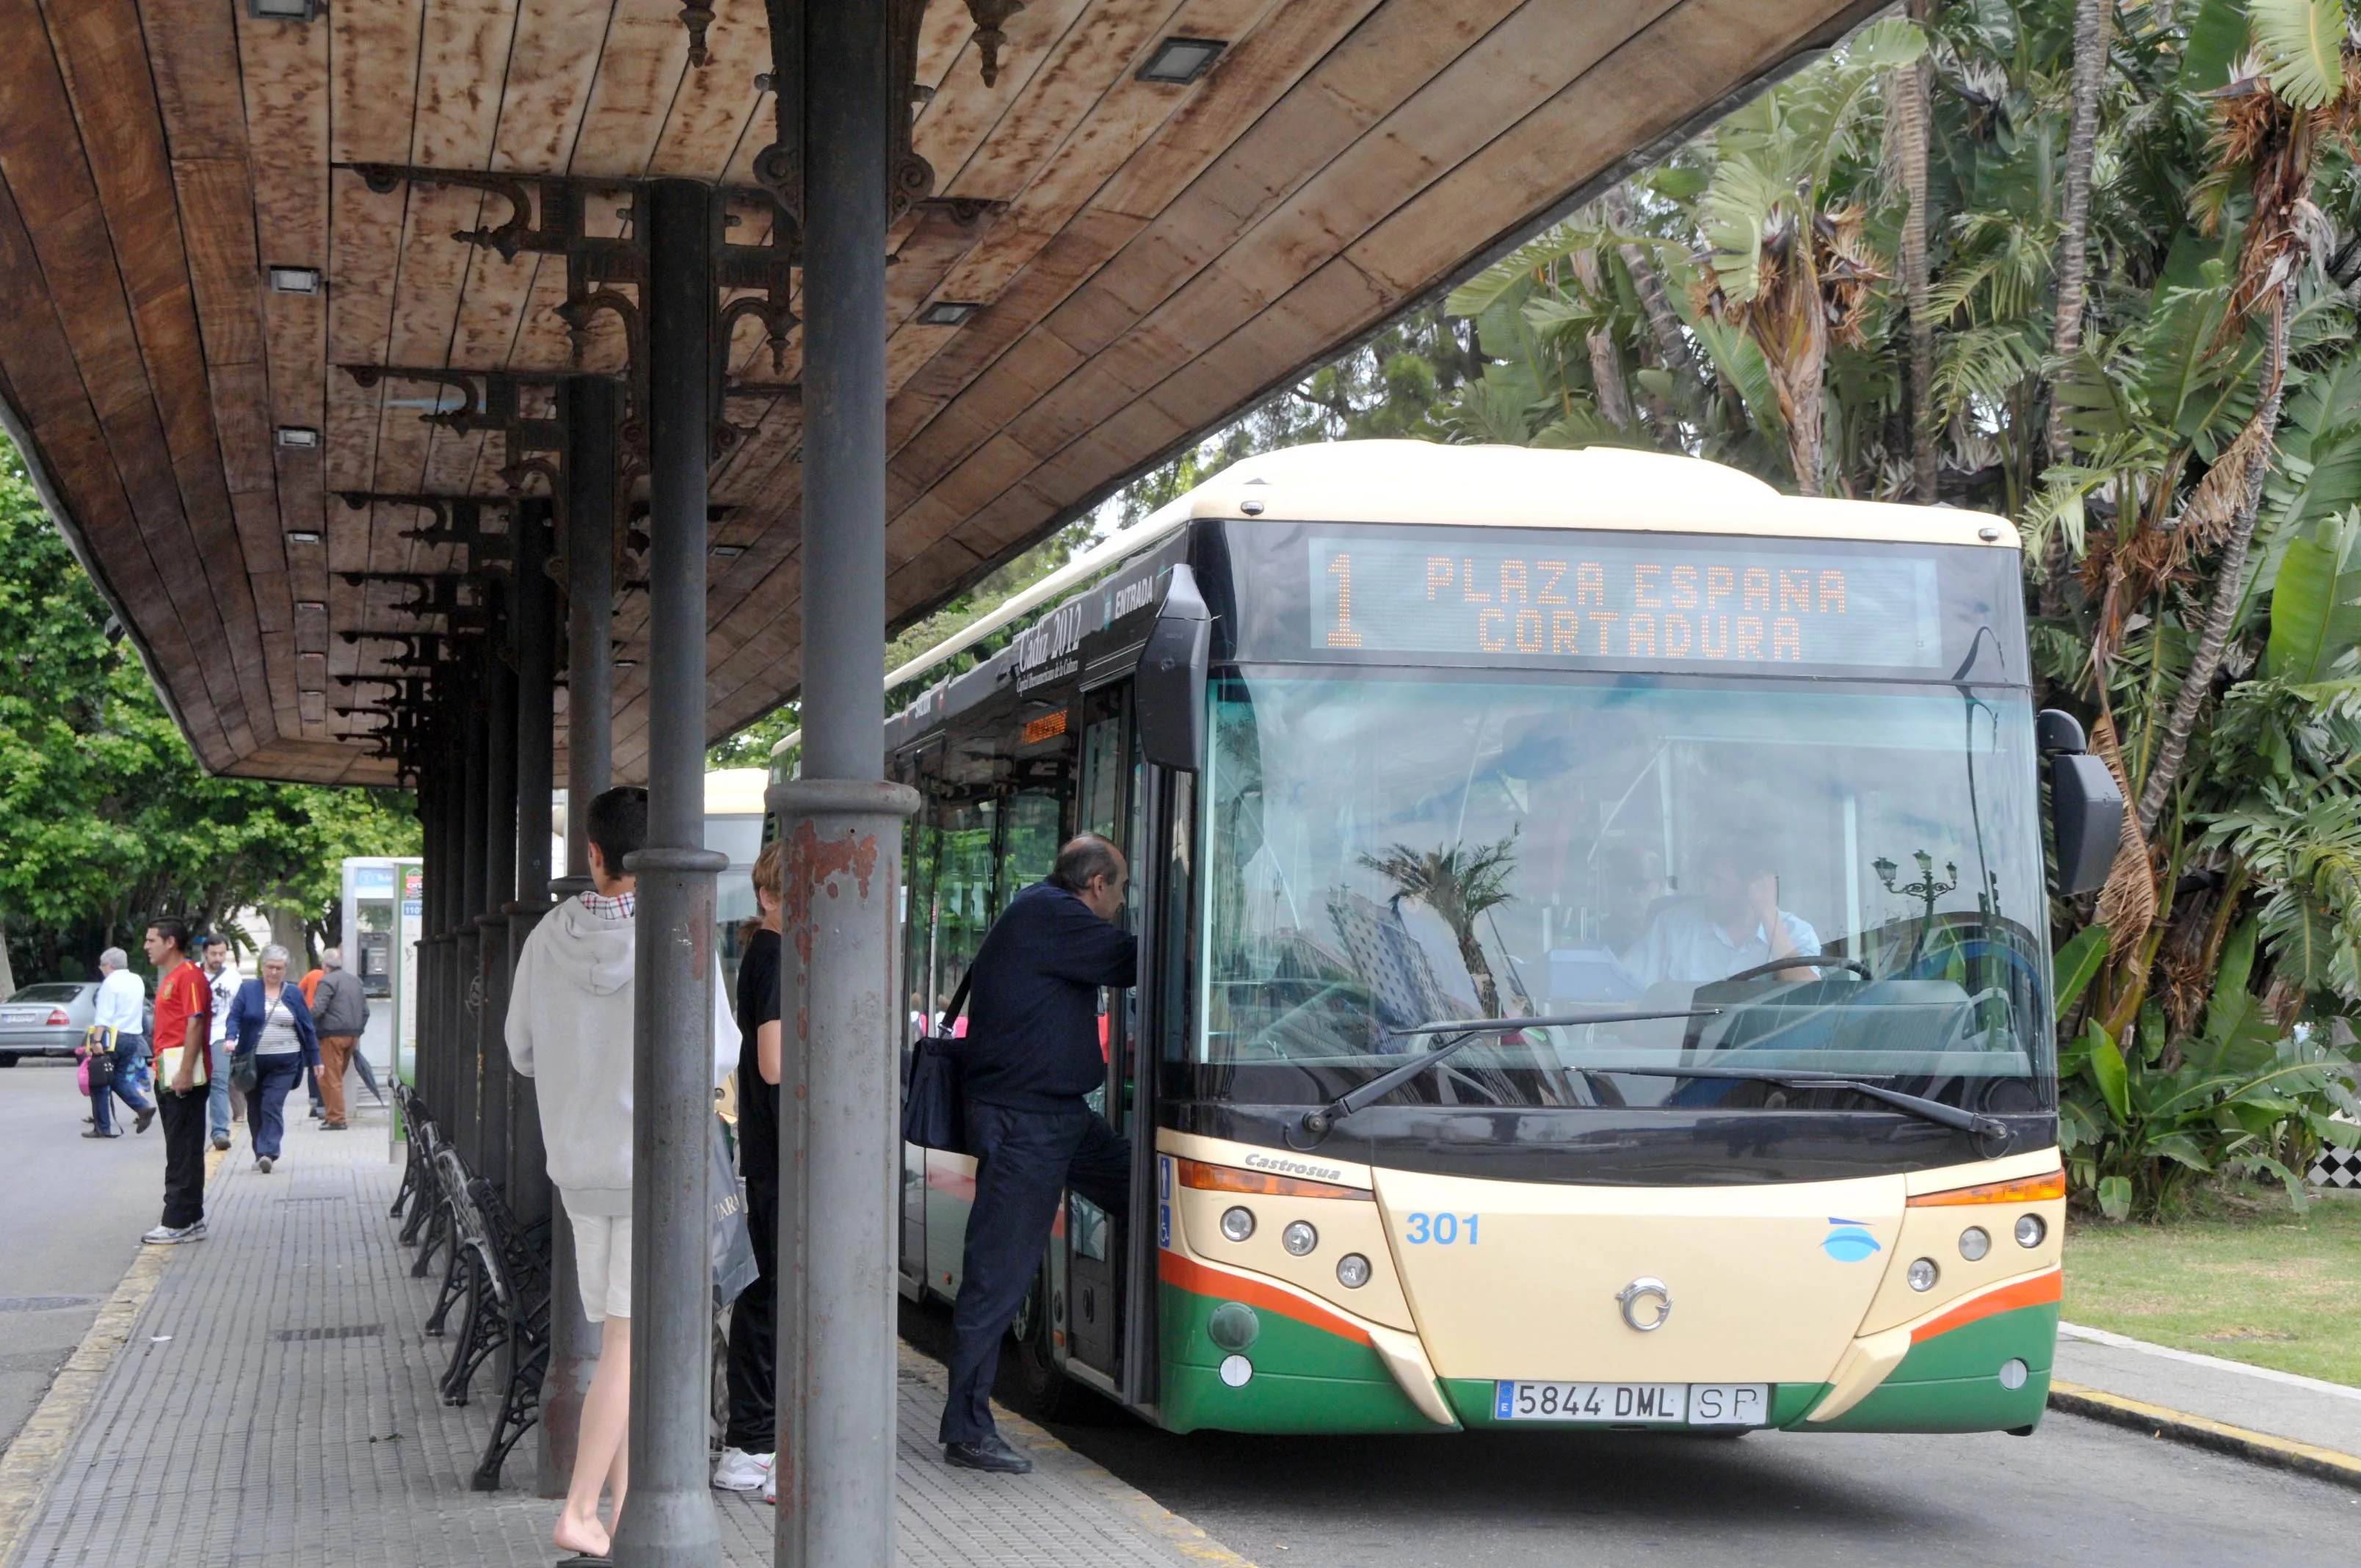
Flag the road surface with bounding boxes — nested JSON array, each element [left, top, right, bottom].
[[0, 1061, 166, 1456]]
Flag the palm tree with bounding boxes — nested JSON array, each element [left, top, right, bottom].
[[2045, 0, 2114, 475], [2133, 0, 2358, 836], [1894, 0, 1940, 501], [1360, 834, 1520, 1015], [1694, 18, 1926, 495]]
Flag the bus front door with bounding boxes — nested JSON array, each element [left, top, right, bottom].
[[1065, 684, 1139, 1382]]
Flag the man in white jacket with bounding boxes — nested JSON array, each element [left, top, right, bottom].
[[506, 785, 735, 1561]]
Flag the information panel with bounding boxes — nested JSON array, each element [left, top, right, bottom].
[[1308, 534, 1943, 669]]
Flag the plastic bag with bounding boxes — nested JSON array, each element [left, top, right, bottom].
[[711, 1117, 759, 1309]]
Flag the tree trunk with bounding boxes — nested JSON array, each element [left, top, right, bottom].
[[2135, 290, 2291, 836], [267, 906, 313, 968], [2045, 0, 2108, 473], [0, 920, 15, 1002], [1570, 248, 1636, 430], [1600, 185, 1697, 378], [1894, 6, 1937, 501], [2036, 0, 2109, 611]]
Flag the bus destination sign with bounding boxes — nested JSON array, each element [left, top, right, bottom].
[[1308, 535, 1942, 669]]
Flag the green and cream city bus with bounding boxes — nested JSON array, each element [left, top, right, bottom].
[[773, 440, 2122, 1437]]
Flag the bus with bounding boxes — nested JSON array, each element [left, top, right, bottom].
[[773, 440, 2122, 1437]]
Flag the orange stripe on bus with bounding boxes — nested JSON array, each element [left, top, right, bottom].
[[1158, 1251, 1374, 1346], [1910, 1268, 2062, 1343]]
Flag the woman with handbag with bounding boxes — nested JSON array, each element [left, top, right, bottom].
[[226, 944, 319, 1173]]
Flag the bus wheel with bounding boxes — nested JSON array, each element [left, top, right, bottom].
[[1005, 1269, 1085, 1423]]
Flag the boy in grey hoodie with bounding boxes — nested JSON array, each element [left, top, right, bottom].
[[506, 786, 734, 1560]]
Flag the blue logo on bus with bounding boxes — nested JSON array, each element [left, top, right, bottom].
[[1822, 1218, 1882, 1263]]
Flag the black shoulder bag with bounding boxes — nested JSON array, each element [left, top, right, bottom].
[[900, 971, 972, 1154]]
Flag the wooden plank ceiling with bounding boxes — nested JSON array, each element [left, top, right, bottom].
[[0, 0, 1878, 785]]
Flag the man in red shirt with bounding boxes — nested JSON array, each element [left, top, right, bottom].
[[144, 918, 214, 1244]]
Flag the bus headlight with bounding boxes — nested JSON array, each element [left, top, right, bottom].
[[1282, 1221, 1319, 1256], [1958, 1226, 1990, 1262], [2014, 1213, 2046, 1249], [1335, 1253, 1371, 1288], [1907, 1257, 1939, 1292], [1220, 1206, 1255, 1243]]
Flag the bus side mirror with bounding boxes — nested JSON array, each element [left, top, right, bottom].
[[1136, 564, 1211, 773], [2037, 709, 2122, 896]]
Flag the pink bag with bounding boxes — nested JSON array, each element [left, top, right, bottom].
[[77, 1057, 90, 1095]]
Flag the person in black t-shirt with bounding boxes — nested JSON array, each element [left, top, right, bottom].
[[716, 842, 784, 1498]]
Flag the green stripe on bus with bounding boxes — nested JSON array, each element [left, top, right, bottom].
[[1799, 1301, 2058, 1433], [1156, 1281, 1433, 1434]]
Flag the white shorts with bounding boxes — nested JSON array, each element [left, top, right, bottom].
[[570, 1213, 633, 1323]]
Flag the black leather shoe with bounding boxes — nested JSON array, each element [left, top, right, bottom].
[[943, 1434, 1033, 1474]]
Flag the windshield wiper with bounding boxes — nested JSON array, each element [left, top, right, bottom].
[[1288, 1010, 1718, 1148], [1603, 1064, 2011, 1142]]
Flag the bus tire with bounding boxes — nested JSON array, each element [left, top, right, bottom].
[[1005, 1268, 1087, 1424], [0, 1053, 17, 1067]]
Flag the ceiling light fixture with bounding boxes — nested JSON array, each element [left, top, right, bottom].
[[711, 543, 747, 559], [294, 600, 327, 613], [1137, 37, 1226, 84], [285, 530, 323, 545], [275, 426, 321, 449], [918, 300, 981, 327], [614, 658, 639, 670], [267, 266, 322, 294], [249, 0, 322, 21]]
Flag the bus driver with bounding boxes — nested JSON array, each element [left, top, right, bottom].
[[1624, 837, 1822, 987]]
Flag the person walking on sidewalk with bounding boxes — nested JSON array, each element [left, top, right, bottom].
[[938, 833, 1137, 1476], [225, 945, 319, 1175], [143, 919, 213, 1245], [717, 841, 783, 1499], [308, 947, 369, 1131], [84, 946, 153, 1139], [507, 785, 734, 1558], [201, 935, 240, 1150]]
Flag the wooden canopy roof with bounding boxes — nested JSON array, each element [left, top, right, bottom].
[[0, 0, 1877, 785]]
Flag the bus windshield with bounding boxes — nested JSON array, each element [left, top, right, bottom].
[[1197, 670, 2052, 1120]]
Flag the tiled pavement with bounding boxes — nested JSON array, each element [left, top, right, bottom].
[[10, 1106, 1248, 1567]]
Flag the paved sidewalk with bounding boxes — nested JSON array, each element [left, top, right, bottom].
[[7, 1107, 1251, 1568], [2053, 1321, 2361, 1486]]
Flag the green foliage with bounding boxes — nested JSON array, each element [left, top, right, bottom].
[[0, 441, 416, 978], [2266, 509, 2361, 680]]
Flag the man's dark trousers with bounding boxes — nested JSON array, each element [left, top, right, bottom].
[[722, 1175, 777, 1452], [159, 1086, 208, 1228], [938, 1100, 1129, 1445]]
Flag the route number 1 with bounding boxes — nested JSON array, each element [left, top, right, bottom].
[[1326, 552, 1364, 647]]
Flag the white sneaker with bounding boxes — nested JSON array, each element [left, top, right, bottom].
[[142, 1223, 204, 1245], [712, 1448, 772, 1492], [764, 1464, 775, 1505]]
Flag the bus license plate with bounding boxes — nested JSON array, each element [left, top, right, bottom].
[[1493, 1382, 1771, 1426]]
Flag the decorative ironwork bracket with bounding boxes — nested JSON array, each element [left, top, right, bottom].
[[754, 0, 938, 235], [334, 491, 523, 556]]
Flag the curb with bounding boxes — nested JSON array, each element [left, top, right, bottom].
[[2049, 1381, 2361, 1493], [0, 1144, 220, 1568]]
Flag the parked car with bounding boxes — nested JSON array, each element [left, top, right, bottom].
[[0, 981, 153, 1066]]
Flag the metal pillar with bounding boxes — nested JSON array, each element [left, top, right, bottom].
[[509, 500, 557, 1226], [457, 680, 489, 1170], [413, 771, 442, 1111], [609, 175, 725, 1568], [479, 591, 519, 1193], [540, 375, 619, 1500], [775, 10, 919, 1565]]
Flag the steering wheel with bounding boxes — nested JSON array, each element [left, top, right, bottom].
[[1719, 954, 1873, 985]]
